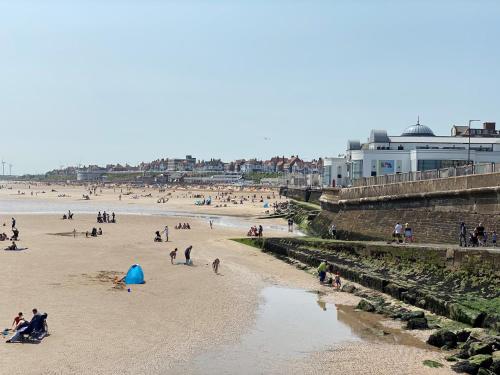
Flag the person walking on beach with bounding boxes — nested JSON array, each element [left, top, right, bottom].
[[184, 245, 193, 265], [258, 225, 263, 238], [163, 226, 169, 242], [212, 258, 220, 274], [11, 217, 15, 229], [459, 222, 467, 247], [209, 220, 213, 229], [288, 218, 293, 232]]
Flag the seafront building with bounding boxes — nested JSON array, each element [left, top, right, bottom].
[[323, 121, 500, 186]]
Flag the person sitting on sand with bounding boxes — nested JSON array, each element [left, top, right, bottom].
[[97, 228, 103, 235], [170, 248, 178, 264], [212, 258, 220, 274], [91, 228, 97, 237], [154, 231, 162, 242], [186, 223, 191, 230], [6, 241, 17, 250], [0, 232, 7, 241], [62, 214, 67, 220], [11, 312, 24, 330]]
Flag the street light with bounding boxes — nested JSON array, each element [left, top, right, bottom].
[[467, 119, 481, 165]]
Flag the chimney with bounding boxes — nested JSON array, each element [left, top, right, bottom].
[[483, 122, 496, 131]]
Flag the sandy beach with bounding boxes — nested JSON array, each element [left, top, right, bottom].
[[0, 183, 454, 374]]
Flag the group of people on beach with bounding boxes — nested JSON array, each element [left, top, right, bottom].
[[460, 222, 497, 247], [2, 218, 20, 250], [97, 211, 116, 224], [154, 226, 169, 242], [175, 223, 191, 230], [86, 227, 103, 237], [62, 210, 73, 220], [247, 225, 263, 237], [5, 308, 48, 343]]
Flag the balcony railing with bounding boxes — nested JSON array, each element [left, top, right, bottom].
[[352, 162, 499, 187]]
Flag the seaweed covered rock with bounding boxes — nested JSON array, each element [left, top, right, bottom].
[[468, 354, 493, 368], [428, 329, 458, 348], [407, 317, 429, 330], [357, 299, 376, 312], [469, 342, 494, 357], [490, 351, 500, 374], [448, 304, 487, 328], [401, 310, 425, 321], [451, 360, 479, 374], [342, 284, 356, 293]]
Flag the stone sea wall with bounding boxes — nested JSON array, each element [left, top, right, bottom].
[[282, 173, 500, 244]]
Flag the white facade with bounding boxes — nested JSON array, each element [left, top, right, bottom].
[[346, 122, 500, 180], [323, 157, 348, 187]]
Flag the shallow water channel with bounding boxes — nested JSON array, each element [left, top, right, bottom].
[[189, 286, 427, 375], [0, 199, 304, 235]]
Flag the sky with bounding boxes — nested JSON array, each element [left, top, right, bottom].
[[1, 0, 499, 174]]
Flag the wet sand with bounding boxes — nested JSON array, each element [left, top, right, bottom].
[[0, 183, 454, 374]]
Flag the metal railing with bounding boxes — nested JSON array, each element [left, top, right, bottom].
[[352, 162, 499, 187]]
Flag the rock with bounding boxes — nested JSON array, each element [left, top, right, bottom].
[[416, 298, 427, 309], [448, 304, 487, 328], [457, 330, 472, 343], [469, 342, 493, 356], [400, 310, 425, 321], [401, 291, 417, 305], [468, 354, 493, 368], [357, 299, 376, 313], [407, 317, 429, 330], [477, 368, 495, 375], [383, 282, 404, 299], [490, 351, 500, 374], [341, 284, 356, 293], [456, 350, 471, 359], [451, 360, 479, 374], [428, 329, 458, 348]]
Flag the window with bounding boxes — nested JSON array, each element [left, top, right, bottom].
[[417, 160, 468, 171]]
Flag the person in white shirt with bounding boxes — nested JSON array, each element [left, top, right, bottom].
[[394, 222, 403, 243], [163, 226, 169, 242]]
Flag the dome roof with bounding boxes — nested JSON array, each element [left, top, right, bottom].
[[401, 119, 435, 136]]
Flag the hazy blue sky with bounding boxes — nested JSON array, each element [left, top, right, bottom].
[[1, 0, 499, 174]]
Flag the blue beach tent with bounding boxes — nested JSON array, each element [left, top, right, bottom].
[[125, 264, 145, 285]]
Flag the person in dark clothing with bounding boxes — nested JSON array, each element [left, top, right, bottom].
[[11, 218, 16, 229], [459, 222, 467, 247], [184, 246, 193, 265], [258, 225, 263, 238]]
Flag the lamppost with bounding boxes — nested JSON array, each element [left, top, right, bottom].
[[467, 119, 481, 165]]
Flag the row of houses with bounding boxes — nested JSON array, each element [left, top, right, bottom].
[[139, 155, 323, 174]]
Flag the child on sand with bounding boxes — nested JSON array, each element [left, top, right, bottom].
[[334, 272, 342, 290], [170, 248, 178, 264]]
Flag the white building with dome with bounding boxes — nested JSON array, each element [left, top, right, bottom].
[[344, 120, 500, 180]]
